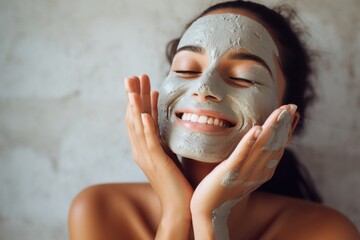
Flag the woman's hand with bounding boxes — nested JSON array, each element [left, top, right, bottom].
[[190, 104, 299, 239], [125, 75, 193, 239]]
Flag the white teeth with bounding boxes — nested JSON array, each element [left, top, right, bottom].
[[198, 115, 208, 124], [190, 114, 199, 122], [207, 117, 214, 124], [180, 113, 230, 128]]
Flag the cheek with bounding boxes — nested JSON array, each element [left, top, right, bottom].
[[231, 86, 278, 125], [158, 74, 188, 106], [274, 57, 286, 104], [158, 73, 191, 128], [277, 74, 286, 104]]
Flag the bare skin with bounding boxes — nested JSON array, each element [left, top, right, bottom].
[[69, 8, 360, 240], [69, 75, 359, 240], [69, 183, 359, 240]]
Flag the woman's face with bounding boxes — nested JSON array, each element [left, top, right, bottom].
[[158, 11, 285, 162]]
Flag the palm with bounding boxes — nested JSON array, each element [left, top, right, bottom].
[[125, 75, 193, 215], [191, 105, 297, 217]]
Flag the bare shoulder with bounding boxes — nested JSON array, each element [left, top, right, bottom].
[[69, 183, 160, 240], [262, 193, 360, 240], [70, 183, 159, 214]]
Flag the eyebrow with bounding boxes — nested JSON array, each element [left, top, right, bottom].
[[227, 52, 272, 76], [175, 46, 273, 77], [176, 45, 205, 54]]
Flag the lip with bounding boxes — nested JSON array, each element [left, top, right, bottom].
[[174, 108, 237, 133], [176, 108, 236, 125]]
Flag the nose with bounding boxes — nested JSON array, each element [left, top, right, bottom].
[[192, 83, 221, 102], [192, 69, 222, 102]]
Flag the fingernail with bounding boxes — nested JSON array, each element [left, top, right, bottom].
[[289, 104, 298, 115], [277, 109, 289, 122], [280, 105, 291, 111], [254, 127, 262, 139]]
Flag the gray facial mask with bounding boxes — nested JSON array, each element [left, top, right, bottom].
[[158, 13, 280, 162]]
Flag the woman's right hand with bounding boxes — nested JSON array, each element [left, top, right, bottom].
[[125, 75, 193, 239]]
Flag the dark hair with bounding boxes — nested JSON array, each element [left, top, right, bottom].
[[166, 1, 316, 136], [166, 1, 322, 202]]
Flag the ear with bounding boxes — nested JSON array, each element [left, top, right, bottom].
[[286, 111, 300, 146]]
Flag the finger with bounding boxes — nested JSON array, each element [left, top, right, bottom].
[[285, 105, 299, 146], [148, 90, 177, 161], [244, 150, 278, 183], [140, 113, 158, 167], [248, 150, 274, 173], [217, 126, 263, 189], [125, 85, 134, 131], [258, 148, 284, 171], [240, 106, 289, 155], [129, 94, 164, 174], [225, 126, 263, 169], [129, 92, 146, 138], [126, 119, 141, 162], [252, 104, 296, 152], [127, 93, 147, 162], [259, 149, 284, 181], [236, 107, 290, 178], [230, 106, 292, 180], [140, 74, 151, 114], [125, 91, 134, 133], [151, 91, 159, 132], [126, 104, 142, 162], [125, 76, 141, 95], [245, 145, 285, 185], [142, 113, 186, 179], [262, 104, 291, 129], [142, 113, 166, 157]]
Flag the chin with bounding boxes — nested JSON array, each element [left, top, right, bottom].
[[178, 152, 226, 163], [168, 136, 238, 163]]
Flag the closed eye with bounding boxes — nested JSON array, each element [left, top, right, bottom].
[[175, 70, 202, 74], [228, 77, 260, 87], [174, 70, 202, 78]]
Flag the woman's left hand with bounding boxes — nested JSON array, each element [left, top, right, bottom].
[[190, 104, 298, 239]]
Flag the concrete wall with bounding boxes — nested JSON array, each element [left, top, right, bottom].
[[0, 0, 359, 239]]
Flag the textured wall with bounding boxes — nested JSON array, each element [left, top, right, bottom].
[[0, 0, 359, 239]]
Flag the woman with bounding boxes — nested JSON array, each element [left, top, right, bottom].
[[69, 1, 360, 239]]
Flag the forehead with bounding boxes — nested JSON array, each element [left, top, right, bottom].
[[178, 13, 279, 72]]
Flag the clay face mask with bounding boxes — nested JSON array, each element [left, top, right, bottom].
[[158, 13, 280, 162]]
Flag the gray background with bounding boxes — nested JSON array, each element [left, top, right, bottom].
[[0, 0, 359, 239]]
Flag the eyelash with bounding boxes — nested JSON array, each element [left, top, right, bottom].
[[175, 70, 202, 75], [228, 77, 256, 85], [174, 71, 260, 87]]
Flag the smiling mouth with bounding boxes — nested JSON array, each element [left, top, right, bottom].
[[176, 112, 236, 128]]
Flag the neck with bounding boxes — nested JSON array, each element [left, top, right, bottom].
[[181, 157, 219, 188], [181, 156, 252, 238]]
